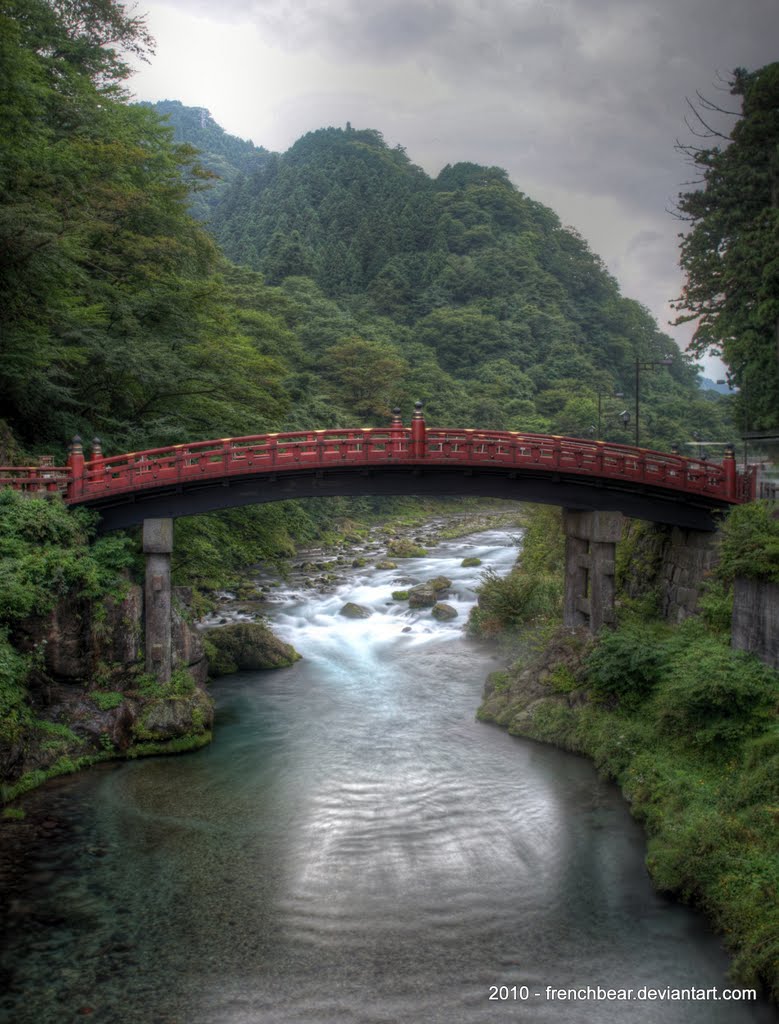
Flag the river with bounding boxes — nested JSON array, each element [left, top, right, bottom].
[[1, 525, 775, 1023]]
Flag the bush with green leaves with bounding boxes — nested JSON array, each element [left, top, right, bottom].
[[716, 501, 779, 584], [584, 620, 668, 708], [654, 643, 779, 753], [0, 491, 134, 622], [469, 566, 562, 637]]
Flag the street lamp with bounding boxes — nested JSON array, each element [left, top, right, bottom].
[[634, 356, 673, 446]]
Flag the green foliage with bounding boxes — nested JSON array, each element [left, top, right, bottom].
[[654, 638, 778, 753], [716, 501, 779, 584], [91, 690, 124, 711], [0, 491, 133, 621], [469, 566, 562, 637], [585, 621, 669, 708], [0, 490, 134, 763], [674, 63, 779, 430], [136, 668, 195, 700], [696, 578, 734, 632], [469, 506, 563, 638], [0, 627, 32, 747]]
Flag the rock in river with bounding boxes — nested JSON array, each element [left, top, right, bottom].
[[408, 576, 452, 608], [203, 622, 301, 676], [431, 602, 458, 620], [339, 602, 373, 619]]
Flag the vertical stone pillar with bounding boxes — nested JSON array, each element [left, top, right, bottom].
[[562, 509, 623, 632], [143, 518, 173, 682], [563, 525, 589, 627]]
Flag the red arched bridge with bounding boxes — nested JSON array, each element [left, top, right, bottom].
[[0, 406, 754, 533]]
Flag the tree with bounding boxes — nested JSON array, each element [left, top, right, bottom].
[[673, 63, 779, 430], [319, 337, 407, 421]]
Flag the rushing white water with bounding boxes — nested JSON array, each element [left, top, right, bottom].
[[1, 526, 775, 1024]]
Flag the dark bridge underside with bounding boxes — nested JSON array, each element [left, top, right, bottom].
[[84, 465, 729, 532]]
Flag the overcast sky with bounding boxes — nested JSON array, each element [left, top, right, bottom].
[[129, 0, 777, 377]]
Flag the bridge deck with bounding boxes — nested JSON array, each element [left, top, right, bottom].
[[0, 426, 754, 532]]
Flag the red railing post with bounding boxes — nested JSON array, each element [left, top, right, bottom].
[[87, 437, 103, 493], [390, 407, 404, 456], [66, 435, 85, 499], [722, 443, 737, 500], [411, 401, 426, 459]]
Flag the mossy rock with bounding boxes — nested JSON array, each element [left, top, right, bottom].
[[387, 538, 428, 558], [461, 557, 482, 567], [408, 576, 452, 607], [431, 602, 458, 620], [391, 590, 410, 601], [339, 602, 373, 619], [203, 622, 301, 676], [132, 688, 214, 742], [375, 560, 398, 570]]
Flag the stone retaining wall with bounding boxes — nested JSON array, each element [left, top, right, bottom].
[[658, 527, 719, 623], [732, 577, 779, 669]]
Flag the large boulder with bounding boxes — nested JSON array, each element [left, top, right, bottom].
[[408, 576, 452, 608], [202, 622, 301, 676], [432, 602, 458, 620]]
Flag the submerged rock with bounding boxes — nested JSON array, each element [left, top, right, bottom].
[[339, 602, 373, 619], [202, 622, 301, 676]]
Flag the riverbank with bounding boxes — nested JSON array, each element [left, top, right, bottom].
[[472, 505, 779, 1003]]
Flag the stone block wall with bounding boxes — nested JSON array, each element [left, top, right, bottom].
[[617, 520, 718, 624], [732, 578, 779, 669], [658, 527, 719, 623]]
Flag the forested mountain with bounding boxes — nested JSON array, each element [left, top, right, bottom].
[[148, 107, 734, 450]]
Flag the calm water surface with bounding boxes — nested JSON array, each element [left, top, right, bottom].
[[1, 528, 775, 1023]]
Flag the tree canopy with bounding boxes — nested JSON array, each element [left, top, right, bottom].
[[674, 63, 779, 431]]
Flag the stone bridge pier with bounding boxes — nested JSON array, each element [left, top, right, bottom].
[[143, 518, 173, 682], [563, 509, 624, 632]]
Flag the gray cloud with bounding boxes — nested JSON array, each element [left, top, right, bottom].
[[157, 0, 775, 214], [139, 0, 776, 364]]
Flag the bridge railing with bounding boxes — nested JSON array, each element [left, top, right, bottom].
[[423, 428, 735, 498], [0, 465, 69, 494], [74, 428, 412, 498], [0, 425, 754, 505]]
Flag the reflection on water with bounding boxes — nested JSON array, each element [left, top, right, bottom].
[[1, 529, 775, 1023]]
